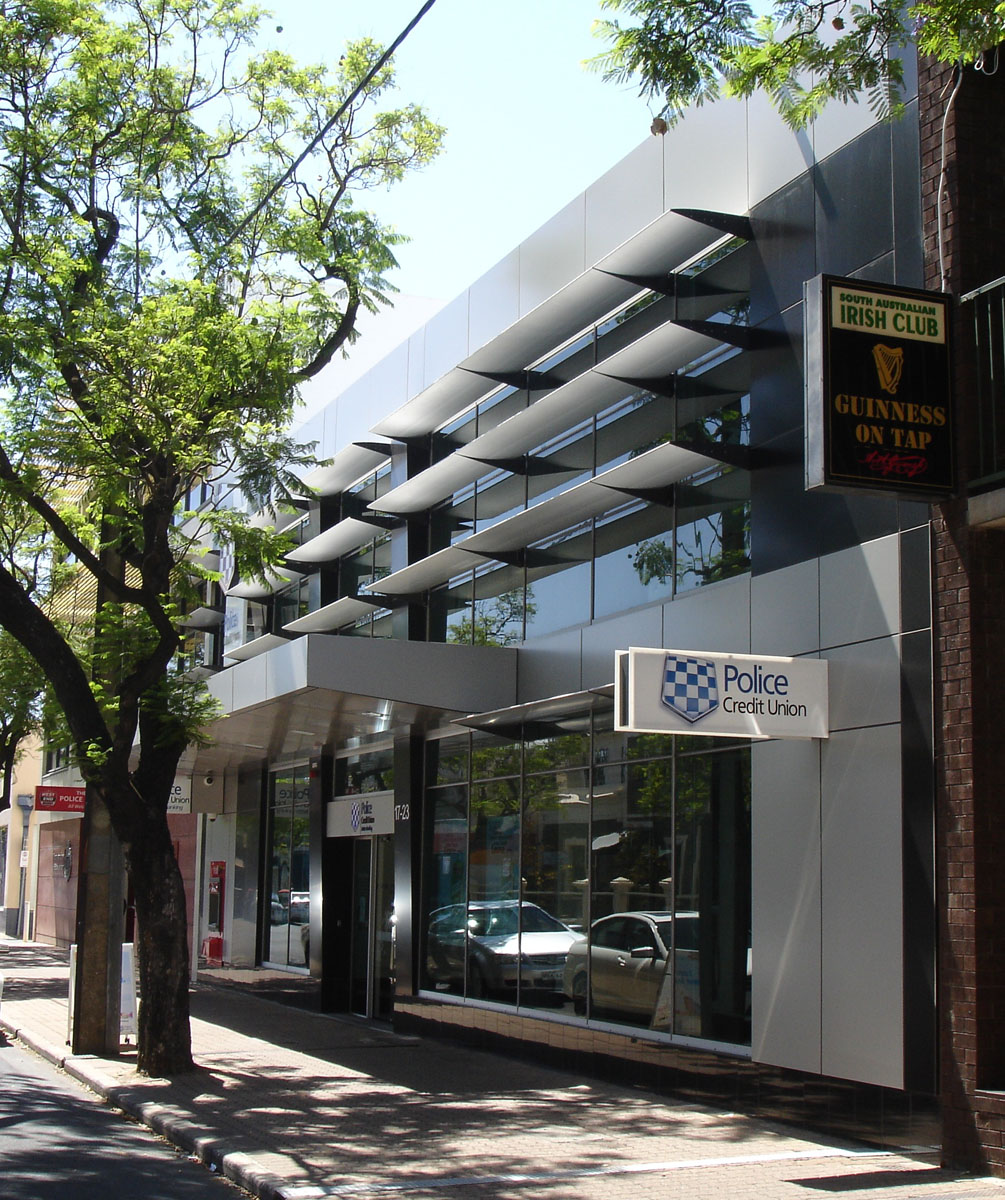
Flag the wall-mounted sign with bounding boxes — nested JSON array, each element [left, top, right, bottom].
[[326, 792, 395, 837], [167, 777, 192, 814], [35, 784, 86, 814], [615, 647, 829, 740], [805, 274, 954, 497]]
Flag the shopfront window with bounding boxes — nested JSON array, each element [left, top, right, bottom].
[[264, 766, 311, 970], [418, 713, 751, 1047]]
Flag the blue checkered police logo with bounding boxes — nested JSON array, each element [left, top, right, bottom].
[[351, 801, 362, 831], [661, 654, 719, 723]]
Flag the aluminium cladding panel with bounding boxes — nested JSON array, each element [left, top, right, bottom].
[[750, 558, 821, 658], [819, 533, 902, 650], [751, 737, 822, 1074], [663, 97, 749, 216], [821, 723, 905, 1089], [585, 137, 664, 266], [519, 193, 588, 318], [661, 573, 752, 655]]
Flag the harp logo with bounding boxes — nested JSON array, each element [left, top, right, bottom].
[[872, 343, 904, 395]]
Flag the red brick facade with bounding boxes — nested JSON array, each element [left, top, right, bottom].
[[921, 54, 1005, 1172]]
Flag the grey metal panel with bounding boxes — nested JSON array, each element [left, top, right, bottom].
[[821, 723, 904, 1089], [516, 627, 584, 703], [812, 86, 883, 167], [469, 250, 521, 351], [423, 292, 471, 391], [823, 634, 902, 732], [586, 138, 664, 265], [662, 574, 751, 653], [750, 558, 820, 656], [819, 533, 901, 648], [303, 635, 518, 715], [746, 90, 815, 211], [519, 194, 587, 316], [581, 607, 662, 691], [751, 737, 822, 1073], [664, 98, 749, 216], [265, 638, 310, 699]]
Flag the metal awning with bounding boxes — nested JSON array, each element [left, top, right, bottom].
[[282, 595, 385, 634], [286, 516, 391, 565], [372, 209, 743, 441], [300, 441, 392, 497], [222, 632, 291, 661], [225, 568, 303, 600], [364, 544, 492, 597], [455, 686, 615, 737], [457, 442, 718, 556], [369, 320, 727, 518]]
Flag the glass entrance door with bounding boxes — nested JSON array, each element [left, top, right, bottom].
[[349, 834, 395, 1019]]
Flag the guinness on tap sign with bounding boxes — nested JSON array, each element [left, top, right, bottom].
[[805, 274, 954, 497]]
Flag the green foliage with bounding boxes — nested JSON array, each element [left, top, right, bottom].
[[0, 0, 443, 773], [591, 0, 1005, 128], [0, 0, 442, 1068]]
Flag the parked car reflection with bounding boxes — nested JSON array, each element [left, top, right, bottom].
[[427, 900, 584, 999], [562, 910, 700, 1028]]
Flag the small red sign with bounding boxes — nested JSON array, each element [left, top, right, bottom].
[[35, 785, 86, 813]]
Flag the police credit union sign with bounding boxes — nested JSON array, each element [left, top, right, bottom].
[[805, 273, 953, 497], [616, 647, 829, 740]]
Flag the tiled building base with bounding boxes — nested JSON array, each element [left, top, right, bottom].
[[395, 995, 940, 1153]]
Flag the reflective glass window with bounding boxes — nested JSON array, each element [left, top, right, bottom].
[[264, 766, 311, 970], [426, 734, 470, 787], [593, 499, 674, 620], [467, 779, 521, 1003], [675, 471, 750, 593], [674, 745, 751, 1043], [472, 564, 525, 646], [421, 785, 468, 996], [520, 769, 590, 1013]]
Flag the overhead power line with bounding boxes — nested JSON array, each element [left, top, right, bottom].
[[224, 0, 439, 252]]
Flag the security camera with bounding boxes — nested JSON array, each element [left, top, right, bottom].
[[204, 775, 215, 787]]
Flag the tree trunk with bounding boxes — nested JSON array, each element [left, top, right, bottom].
[[125, 807, 193, 1076]]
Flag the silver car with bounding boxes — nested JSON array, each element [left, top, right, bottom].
[[562, 910, 699, 1023], [427, 900, 584, 998]]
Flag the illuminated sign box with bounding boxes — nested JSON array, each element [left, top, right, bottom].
[[805, 274, 954, 497], [616, 647, 828, 740]]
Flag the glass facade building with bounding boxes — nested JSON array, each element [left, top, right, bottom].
[[182, 83, 937, 1144]]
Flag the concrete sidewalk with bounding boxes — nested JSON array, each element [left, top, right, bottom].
[[1, 938, 1002, 1200]]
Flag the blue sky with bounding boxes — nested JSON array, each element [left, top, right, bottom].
[[269, 0, 653, 303]]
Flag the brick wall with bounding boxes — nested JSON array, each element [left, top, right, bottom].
[[922, 52, 1005, 1173]]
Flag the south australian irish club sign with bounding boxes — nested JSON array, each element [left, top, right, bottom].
[[805, 274, 954, 497]]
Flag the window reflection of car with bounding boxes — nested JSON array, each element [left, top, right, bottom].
[[562, 911, 699, 1020], [289, 891, 309, 924], [427, 900, 584, 999], [270, 893, 286, 925]]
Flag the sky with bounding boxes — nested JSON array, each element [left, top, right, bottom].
[[262, 1, 656, 401]]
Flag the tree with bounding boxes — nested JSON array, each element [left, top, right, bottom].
[[0, 0, 442, 1075], [591, 0, 1005, 128], [0, 632, 44, 812]]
